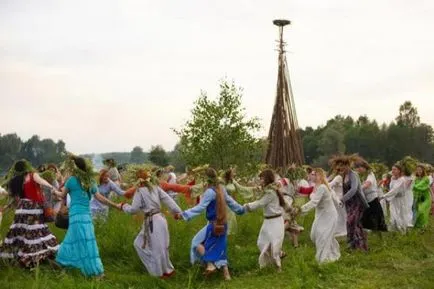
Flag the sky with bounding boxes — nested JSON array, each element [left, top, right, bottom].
[[1, 0, 433, 154]]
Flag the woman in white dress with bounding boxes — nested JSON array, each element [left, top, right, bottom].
[[403, 174, 414, 228], [120, 169, 182, 279], [329, 173, 347, 237], [244, 169, 285, 271], [301, 168, 341, 264], [381, 164, 407, 234]]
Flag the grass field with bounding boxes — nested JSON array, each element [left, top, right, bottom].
[[1, 197, 434, 289]]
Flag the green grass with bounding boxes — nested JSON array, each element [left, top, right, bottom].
[[1, 198, 434, 289]]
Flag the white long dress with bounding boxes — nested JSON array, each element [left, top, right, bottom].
[[245, 188, 284, 268], [383, 177, 407, 234], [329, 175, 347, 237], [403, 176, 414, 227], [123, 186, 182, 277], [301, 184, 340, 264]]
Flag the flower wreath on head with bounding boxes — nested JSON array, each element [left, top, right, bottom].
[[286, 164, 307, 183], [135, 169, 159, 189], [40, 170, 56, 184], [1, 159, 35, 187], [397, 156, 419, 177], [63, 154, 97, 195]]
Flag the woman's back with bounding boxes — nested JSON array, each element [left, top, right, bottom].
[[315, 185, 334, 210], [22, 173, 44, 203], [66, 176, 96, 215], [137, 186, 163, 212]]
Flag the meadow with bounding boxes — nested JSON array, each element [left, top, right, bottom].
[[1, 197, 434, 289]]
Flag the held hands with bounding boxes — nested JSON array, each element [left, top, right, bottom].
[[51, 188, 62, 197], [173, 213, 183, 220]]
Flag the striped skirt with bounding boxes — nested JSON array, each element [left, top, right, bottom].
[[0, 199, 59, 267]]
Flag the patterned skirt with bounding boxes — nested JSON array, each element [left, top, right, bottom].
[[345, 197, 368, 251], [0, 199, 59, 267]]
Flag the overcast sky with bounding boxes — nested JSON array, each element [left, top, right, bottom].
[[1, 0, 433, 154]]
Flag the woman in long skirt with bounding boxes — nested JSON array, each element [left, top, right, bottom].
[[54, 156, 120, 278], [381, 164, 407, 234], [354, 160, 387, 233], [120, 169, 182, 278], [180, 168, 245, 280], [403, 174, 414, 228], [412, 165, 432, 229], [244, 169, 285, 271], [0, 160, 61, 267], [330, 155, 369, 251], [301, 168, 340, 264]]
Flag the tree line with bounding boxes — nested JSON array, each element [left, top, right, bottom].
[[174, 81, 434, 172], [1, 82, 433, 174], [301, 101, 434, 167], [0, 134, 67, 174]]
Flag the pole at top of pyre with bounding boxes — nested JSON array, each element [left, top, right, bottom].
[[264, 19, 304, 169]]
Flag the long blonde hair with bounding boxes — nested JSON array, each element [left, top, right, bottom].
[[313, 168, 332, 192], [206, 168, 227, 224]]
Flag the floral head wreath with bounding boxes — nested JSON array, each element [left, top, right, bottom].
[[1, 159, 34, 187], [40, 170, 56, 184], [63, 154, 96, 193], [135, 169, 156, 187]]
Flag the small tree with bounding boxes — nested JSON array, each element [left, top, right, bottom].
[[149, 145, 169, 167], [169, 143, 187, 172], [396, 101, 420, 128], [174, 80, 262, 171], [130, 146, 146, 164]]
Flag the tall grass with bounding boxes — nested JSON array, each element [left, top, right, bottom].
[[1, 196, 434, 289]]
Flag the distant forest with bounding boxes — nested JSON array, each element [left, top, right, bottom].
[[0, 101, 432, 174]]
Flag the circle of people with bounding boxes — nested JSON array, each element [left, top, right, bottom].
[[0, 154, 432, 281]]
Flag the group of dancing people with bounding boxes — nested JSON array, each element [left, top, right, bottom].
[[0, 154, 432, 281]]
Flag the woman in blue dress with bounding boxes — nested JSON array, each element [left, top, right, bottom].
[[54, 156, 120, 278], [179, 168, 245, 281]]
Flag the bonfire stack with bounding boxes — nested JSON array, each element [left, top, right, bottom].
[[265, 19, 304, 167]]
